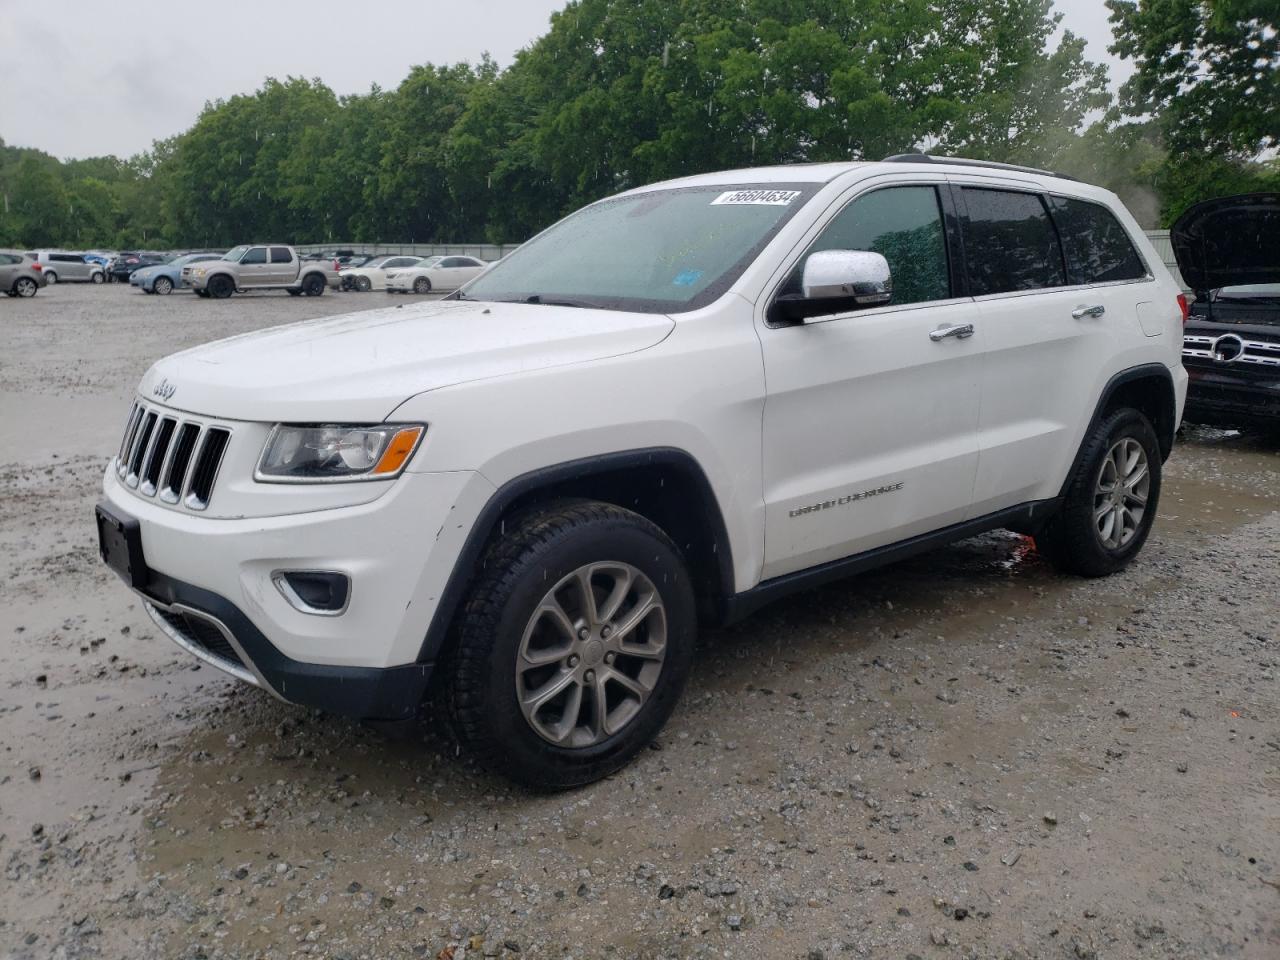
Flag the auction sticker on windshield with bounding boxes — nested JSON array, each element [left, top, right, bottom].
[[711, 189, 801, 206]]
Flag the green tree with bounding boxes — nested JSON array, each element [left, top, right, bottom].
[[1108, 0, 1279, 156]]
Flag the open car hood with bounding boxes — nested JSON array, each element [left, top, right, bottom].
[[1171, 193, 1280, 293]]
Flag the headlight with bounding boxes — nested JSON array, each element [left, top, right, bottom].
[[256, 424, 425, 483], [193, 268, 207, 278]]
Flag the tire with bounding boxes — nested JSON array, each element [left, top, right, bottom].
[[446, 501, 697, 790], [14, 277, 38, 298], [413, 276, 431, 294], [302, 273, 326, 296], [91, 271, 104, 284], [354, 275, 372, 293], [44, 271, 58, 285], [207, 274, 234, 299], [1037, 408, 1162, 577], [153, 276, 173, 295]]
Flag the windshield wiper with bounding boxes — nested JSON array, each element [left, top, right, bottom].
[[494, 294, 596, 309]]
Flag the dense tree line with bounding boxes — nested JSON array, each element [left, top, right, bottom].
[[1, 0, 1276, 249]]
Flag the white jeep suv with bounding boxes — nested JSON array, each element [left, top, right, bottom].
[[97, 156, 1188, 789]]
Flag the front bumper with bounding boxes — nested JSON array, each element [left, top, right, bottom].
[[1184, 368, 1280, 428], [99, 463, 496, 719]]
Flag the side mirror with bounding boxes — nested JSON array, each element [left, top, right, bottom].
[[771, 249, 893, 323]]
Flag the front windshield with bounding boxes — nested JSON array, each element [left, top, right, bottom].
[[223, 245, 249, 262], [463, 183, 817, 313]]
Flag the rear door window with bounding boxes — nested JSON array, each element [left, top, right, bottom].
[[960, 188, 1066, 295], [1049, 197, 1147, 284], [269, 247, 294, 263]]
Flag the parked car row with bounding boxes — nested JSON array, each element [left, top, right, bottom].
[[2, 246, 491, 299]]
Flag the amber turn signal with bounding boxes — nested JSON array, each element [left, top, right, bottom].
[[372, 426, 425, 475]]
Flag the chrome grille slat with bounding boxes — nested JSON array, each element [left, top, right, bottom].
[[115, 402, 232, 510], [185, 428, 230, 511], [161, 422, 200, 504], [126, 413, 157, 487], [140, 418, 177, 496], [117, 405, 144, 477]]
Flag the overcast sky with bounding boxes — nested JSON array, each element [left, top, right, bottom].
[[0, 0, 1130, 161]]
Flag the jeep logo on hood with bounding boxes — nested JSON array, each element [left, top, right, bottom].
[[152, 378, 177, 401]]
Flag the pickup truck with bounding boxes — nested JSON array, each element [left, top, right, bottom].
[[183, 245, 339, 298]]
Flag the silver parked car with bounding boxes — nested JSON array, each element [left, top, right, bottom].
[[33, 251, 104, 284], [1, 252, 47, 297]]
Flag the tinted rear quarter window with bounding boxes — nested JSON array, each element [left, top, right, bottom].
[[1049, 197, 1146, 284], [960, 188, 1066, 295]]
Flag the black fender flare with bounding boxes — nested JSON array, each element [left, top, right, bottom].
[[415, 447, 735, 664], [1059, 363, 1177, 500]]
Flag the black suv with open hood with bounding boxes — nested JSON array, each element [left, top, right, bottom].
[[1173, 193, 1280, 430]]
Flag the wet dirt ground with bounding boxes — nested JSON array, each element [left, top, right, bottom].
[[1, 284, 1278, 959]]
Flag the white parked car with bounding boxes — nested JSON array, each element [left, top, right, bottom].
[[341, 255, 424, 292], [97, 155, 1187, 789], [386, 255, 487, 294]]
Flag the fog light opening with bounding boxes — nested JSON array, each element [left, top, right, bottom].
[[272, 570, 351, 616]]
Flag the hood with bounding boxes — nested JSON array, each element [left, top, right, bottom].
[[139, 299, 674, 422], [1171, 193, 1280, 293]]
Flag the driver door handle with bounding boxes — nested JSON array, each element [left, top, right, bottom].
[[1072, 304, 1106, 320], [930, 322, 975, 342]]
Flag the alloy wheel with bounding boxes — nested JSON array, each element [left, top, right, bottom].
[[516, 562, 667, 748], [1093, 437, 1149, 550]]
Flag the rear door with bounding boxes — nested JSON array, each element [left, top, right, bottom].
[[268, 247, 296, 284], [757, 178, 983, 579], [955, 181, 1153, 513]]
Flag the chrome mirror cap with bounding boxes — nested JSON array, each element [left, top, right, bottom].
[[801, 249, 893, 306]]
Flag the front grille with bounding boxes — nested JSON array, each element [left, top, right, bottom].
[[154, 608, 246, 669], [116, 401, 232, 511], [1183, 334, 1280, 369]]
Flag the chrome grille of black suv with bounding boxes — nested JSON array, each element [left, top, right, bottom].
[[1183, 333, 1280, 369], [116, 401, 232, 510]]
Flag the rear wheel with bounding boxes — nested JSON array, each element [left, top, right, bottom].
[[1037, 408, 1161, 577], [413, 276, 431, 294], [302, 273, 326, 296], [44, 271, 58, 285], [14, 277, 38, 298], [446, 501, 696, 790], [207, 274, 234, 299], [153, 276, 173, 295]]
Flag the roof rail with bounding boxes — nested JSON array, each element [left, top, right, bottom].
[[882, 153, 1080, 182]]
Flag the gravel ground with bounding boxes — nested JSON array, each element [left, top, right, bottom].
[[1, 284, 1278, 960]]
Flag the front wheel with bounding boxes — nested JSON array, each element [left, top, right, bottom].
[[91, 271, 104, 284], [207, 274, 234, 299], [413, 276, 431, 294], [153, 276, 173, 295], [354, 275, 372, 293], [446, 501, 697, 790], [301, 274, 326, 296], [1037, 408, 1162, 577]]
